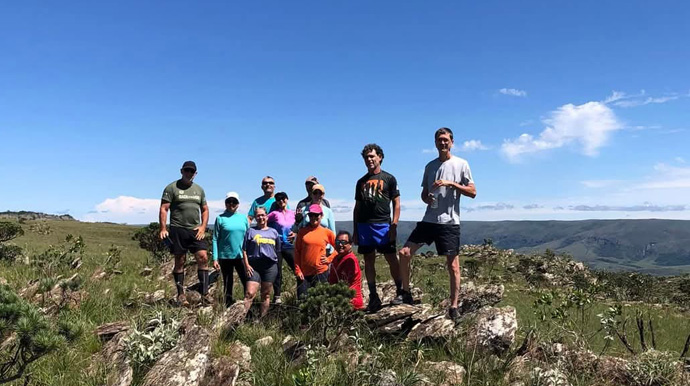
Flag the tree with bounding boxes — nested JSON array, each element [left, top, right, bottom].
[[0, 285, 64, 384], [0, 222, 23, 243]]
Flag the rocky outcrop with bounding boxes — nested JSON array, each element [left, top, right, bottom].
[[141, 325, 211, 386], [423, 361, 466, 386], [89, 330, 133, 386], [457, 282, 504, 315], [213, 302, 248, 333], [407, 315, 456, 342], [466, 306, 517, 355], [201, 357, 240, 386], [95, 321, 129, 341]]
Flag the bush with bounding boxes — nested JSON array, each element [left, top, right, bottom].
[[0, 284, 64, 384], [299, 282, 362, 346], [625, 350, 682, 386], [124, 311, 180, 374], [132, 223, 170, 264], [0, 244, 23, 261], [0, 221, 23, 243], [32, 234, 86, 274]]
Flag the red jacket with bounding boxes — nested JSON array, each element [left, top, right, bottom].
[[328, 251, 364, 310]]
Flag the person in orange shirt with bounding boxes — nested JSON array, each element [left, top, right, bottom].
[[294, 204, 336, 299]]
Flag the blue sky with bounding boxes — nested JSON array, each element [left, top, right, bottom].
[[2, 1, 689, 223]]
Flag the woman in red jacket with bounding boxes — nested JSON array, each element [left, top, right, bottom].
[[328, 230, 364, 310]]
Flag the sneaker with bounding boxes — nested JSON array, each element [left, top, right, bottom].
[[401, 290, 414, 305], [366, 294, 382, 313], [273, 296, 283, 305], [391, 293, 403, 305], [448, 307, 460, 321], [176, 293, 189, 307]]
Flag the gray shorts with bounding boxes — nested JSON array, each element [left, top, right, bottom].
[[247, 257, 278, 283]]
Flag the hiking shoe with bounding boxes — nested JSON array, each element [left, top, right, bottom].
[[391, 293, 403, 305], [273, 296, 282, 305], [366, 294, 383, 313], [448, 307, 460, 321], [176, 293, 189, 307], [401, 290, 414, 305]]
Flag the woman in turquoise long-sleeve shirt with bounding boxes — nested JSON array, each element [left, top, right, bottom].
[[213, 192, 249, 307]]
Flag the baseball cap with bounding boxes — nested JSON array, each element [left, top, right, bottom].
[[182, 161, 197, 171], [311, 184, 325, 194], [305, 176, 318, 184], [308, 204, 323, 214], [225, 192, 240, 202], [274, 192, 288, 201]]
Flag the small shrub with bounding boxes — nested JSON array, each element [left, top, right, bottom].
[[299, 282, 362, 346], [0, 244, 23, 261], [625, 350, 681, 386], [103, 245, 122, 274], [132, 223, 170, 264], [29, 221, 52, 235], [32, 234, 86, 274], [124, 311, 180, 374], [0, 221, 23, 243], [0, 284, 64, 384]]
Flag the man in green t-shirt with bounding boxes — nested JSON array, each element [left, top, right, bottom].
[[159, 161, 210, 306]]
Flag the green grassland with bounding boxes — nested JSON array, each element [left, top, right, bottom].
[[2, 219, 690, 385]]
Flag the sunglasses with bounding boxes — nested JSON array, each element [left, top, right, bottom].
[[335, 240, 351, 245], [262, 181, 275, 185], [225, 199, 239, 205], [312, 191, 323, 195], [307, 213, 321, 217], [183, 168, 196, 173]]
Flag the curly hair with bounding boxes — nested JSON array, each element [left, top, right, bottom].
[[361, 143, 384, 163]]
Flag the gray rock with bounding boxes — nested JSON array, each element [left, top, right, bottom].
[[423, 361, 466, 386], [141, 325, 211, 386], [213, 302, 248, 333], [201, 357, 239, 386], [407, 315, 457, 342], [378, 369, 400, 386], [255, 336, 273, 347], [457, 281, 504, 315], [226, 341, 251, 371], [467, 306, 517, 355], [143, 289, 166, 305], [95, 321, 130, 341], [89, 330, 133, 386]]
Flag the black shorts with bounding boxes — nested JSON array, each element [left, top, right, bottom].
[[407, 222, 460, 256], [247, 257, 278, 283], [168, 226, 208, 256]]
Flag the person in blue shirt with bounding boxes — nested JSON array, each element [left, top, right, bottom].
[[212, 192, 250, 307], [296, 184, 336, 232], [247, 176, 277, 222]]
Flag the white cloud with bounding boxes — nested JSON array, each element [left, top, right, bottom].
[[82, 196, 237, 224], [461, 140, 489, 151], [499, 88, 527, 97], [501, 101, 622, 161], [421, 148, 436, 154], [638, 163, 690, 190], [580, 180, 624, 188], [603, 90, 685, 108], [675, 157, 686, 164]]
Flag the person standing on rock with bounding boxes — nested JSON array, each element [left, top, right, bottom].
[[353, 143, 403, 312], [267, 191, 297, 305], [328, 230, 364, 310], [248, 176, 277, 222], [296, 184, 336, 233], [158, 161, 211, 306], [295, 176, 331, 224], [294, 204, 336, 299], [242, 206, 282, 317], [398, 128, 476, 320], [212, 192, 250, 307]]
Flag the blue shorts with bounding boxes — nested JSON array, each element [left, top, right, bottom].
[[357, 223, 396, 254]]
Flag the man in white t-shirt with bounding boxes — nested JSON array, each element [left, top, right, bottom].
[[398, 127, 477, 320]]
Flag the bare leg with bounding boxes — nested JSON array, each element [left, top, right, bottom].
[[383, 253, 401, 283], [244, 282, 259, 313], [398, 242, 422, 291], [446, 255, 461, 308], [259, 282, 273, 317], [363, 252, 377, 286]]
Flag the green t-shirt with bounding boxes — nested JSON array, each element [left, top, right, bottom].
[[161, 180, 207, 229]]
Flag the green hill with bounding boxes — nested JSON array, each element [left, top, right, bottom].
[[337, 219, 690, 275]]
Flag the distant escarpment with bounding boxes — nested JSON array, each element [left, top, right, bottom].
[[0, 211, 76, 221]]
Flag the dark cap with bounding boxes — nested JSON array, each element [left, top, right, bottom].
[[274, 192, 288, 201], [305, 176, 318, 184], [181, 161, 197, 171]]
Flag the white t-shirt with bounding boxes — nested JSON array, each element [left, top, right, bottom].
[[421, 156, 474, 225]]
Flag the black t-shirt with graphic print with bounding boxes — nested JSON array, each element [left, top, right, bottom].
[[354, 170, 400, 223]]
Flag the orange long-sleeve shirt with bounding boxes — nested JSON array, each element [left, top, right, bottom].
[[294, 225, 336, 277]]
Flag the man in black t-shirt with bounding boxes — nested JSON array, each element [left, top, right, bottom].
[[353, 144, 403, 312]]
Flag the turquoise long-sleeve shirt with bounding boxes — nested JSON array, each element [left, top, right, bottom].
[[297, 203, 336, 233], [212, 211, 249, 260]]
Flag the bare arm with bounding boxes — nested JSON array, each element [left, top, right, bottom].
[[420, 186, 432, 204], [391, 196, 401, 225], [193, 204, 209, 240], [432, 180, 477, 199], [352, 201, 360, 245], [159, 202, 170, 239]]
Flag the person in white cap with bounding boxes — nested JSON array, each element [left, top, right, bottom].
[[212, 192, 250, 307]]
